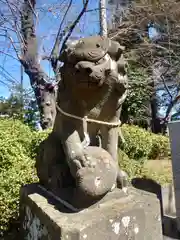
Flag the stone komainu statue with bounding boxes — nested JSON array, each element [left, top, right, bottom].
[[36, 36, 128, 208]]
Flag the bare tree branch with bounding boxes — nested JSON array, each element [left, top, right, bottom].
[[5, 0, 25, 50], [0, 50, 19, 60], [0, 65, 19, 83], [60, 0, 89, 54], [0, 32, 21, 59], [50, 0, 73, 72]]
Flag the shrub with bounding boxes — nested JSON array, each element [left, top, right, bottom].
[[149, 134, 170, 159], [0, 119, 33, 170], [119, 124, 170, 160], [121, 66, 151, 123], [118, 149, 172, 185], [0, 119, 51, 236], [119, 124, 153, 160], [0, 157, 37, 236], [118, 149, 143, 178], [0, 119, 39, 236]]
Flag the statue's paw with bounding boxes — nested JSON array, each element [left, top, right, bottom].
[[73, 154, 91, 169], [83, 153, 97, 169], [117, 169, 129, 190], [75, 146, 118, 198], [71, 154, 97, 179]]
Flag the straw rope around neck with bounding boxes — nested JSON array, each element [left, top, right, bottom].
[[56, 104, 124, 147]]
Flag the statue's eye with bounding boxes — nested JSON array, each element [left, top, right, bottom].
[[96, 43, 101, 48], [105, 69, 111, 75]]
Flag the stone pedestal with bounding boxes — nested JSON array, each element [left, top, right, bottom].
[[168, 121, 180, 232], [20, 184, 163, 240]]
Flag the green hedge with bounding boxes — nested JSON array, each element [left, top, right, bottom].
[[118, 149, 144, 178], [118, 149, 172, 185], [119, 124, 170, 160], [0, 119, 50, 236], [0, 119, 171, 237]]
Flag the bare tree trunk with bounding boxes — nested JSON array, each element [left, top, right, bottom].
[[20, 0, 56, 129], [99, 0, 108, 37]]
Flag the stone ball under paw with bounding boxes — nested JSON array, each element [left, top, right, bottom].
[[75, 146, 118, 198]]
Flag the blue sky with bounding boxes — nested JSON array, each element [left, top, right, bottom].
[[0, 0, 100, 97]]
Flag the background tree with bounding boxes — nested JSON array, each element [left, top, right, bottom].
[[108, 0, 180, 133], [0, 95, 22, 118], [0, 84, 39, 128], [121, 65, 152, 129]]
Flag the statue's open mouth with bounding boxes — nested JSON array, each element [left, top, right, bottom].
[[89, 75, 104, 86], [74, 56, 110, 87]]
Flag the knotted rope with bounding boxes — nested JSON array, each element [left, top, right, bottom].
[[56, 104, 125, 148]]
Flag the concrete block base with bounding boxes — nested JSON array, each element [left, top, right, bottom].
[[20, 184, 163, 240]]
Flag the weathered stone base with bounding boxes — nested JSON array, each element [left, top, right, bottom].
[[20, 184, 163, 240]]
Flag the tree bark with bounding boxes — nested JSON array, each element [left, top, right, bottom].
[[20, 0, 56, 129], [99, 0, 108, 37]]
